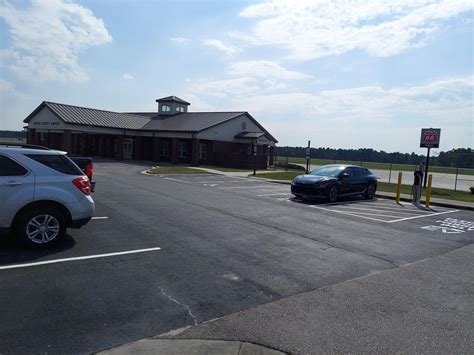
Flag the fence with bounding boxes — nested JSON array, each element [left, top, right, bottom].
[[273, 155, 474, 192]]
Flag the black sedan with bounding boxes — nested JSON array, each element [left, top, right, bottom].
[[291, 164, 377, 202]]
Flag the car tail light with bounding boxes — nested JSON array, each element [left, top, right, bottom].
[[73, 176, 91, 195], [85, 162, 93, 181]]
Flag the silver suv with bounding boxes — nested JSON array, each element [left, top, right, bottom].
[[0, 146, 95, 247]]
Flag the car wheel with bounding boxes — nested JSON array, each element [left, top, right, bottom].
[[327, 185, 339, 203], [14, 207, 66, 248], [365, 184, 376, 199], [293, 194, 303, 199]]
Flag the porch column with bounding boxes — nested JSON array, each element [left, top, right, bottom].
[[27, 128, 36, 144], [171, 138, 178, 164], [115, 136, 123, 160], [191, 138, 199, 166], [135, 136, 143, 160], [153, 137, 161, 163], [62, 130, 72, 154]]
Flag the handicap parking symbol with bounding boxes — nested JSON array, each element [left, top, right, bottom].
[[422, 217, 474, 234]]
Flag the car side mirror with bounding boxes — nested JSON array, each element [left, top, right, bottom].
[[340, 172, 350, 179]]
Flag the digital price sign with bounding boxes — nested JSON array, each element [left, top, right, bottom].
[[420, 128, 441, 148]]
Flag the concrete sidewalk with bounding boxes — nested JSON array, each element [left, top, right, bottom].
[[100, 245, 474, 354], [167, 244, 474, 354]]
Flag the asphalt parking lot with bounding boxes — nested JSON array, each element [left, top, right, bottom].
[[1, 162, 473, 353]]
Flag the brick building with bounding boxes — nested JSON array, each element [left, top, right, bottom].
[[24, 96, 277, 169]]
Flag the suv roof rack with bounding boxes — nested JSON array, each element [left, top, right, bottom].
[[0, 143, 50, 150]]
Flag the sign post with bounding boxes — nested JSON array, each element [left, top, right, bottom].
[[420, 128, 441, 188], [305, 140, 311, 174]]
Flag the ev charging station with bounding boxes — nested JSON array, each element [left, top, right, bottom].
[[412, 162, 425, 205], [408, 128, 441, 206]]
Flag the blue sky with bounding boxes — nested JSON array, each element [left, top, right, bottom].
[[0, 0, 472, 154]]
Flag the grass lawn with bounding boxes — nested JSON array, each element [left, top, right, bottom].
[[253, 171, 474, 203], [200, 166, 253, 172], [278, 156, 474, 176], [147, 166, 208, 174], [377, 182, 474, 203], [254, 171, 302, 180]]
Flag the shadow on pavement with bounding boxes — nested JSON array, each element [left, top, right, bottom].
[[0, 234, 76, 266]]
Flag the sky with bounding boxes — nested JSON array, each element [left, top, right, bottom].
[[0, 0, 473, 154]]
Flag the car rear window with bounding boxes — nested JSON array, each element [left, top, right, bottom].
[[0, 155, 28, 176], [25, 154, 83, 175]]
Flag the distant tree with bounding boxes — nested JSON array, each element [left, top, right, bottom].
[[275, 146, 474, 168]]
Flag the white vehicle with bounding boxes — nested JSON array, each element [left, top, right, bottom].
[[0, 146, 95, 248]]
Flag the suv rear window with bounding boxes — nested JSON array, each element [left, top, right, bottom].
[[0, 155, 28, 176], [25, 154, 83, 175]]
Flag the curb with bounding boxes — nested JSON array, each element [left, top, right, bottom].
[[97, 338, 286, 355]]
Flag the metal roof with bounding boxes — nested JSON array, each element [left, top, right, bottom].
[[43, 102, 150, 130], [234, 132, 266, 139], [141, 112, 246, 131], [155, 96, 190, 105], [23, 101, 278, 142]]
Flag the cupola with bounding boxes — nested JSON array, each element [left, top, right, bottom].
[[156, 96, 190, 115]]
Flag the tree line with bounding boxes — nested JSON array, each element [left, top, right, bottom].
[[276, 146, 474, 168], [0, 130, 26, 138]]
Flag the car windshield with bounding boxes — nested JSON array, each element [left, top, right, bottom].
[[310, 166, 344, 177]]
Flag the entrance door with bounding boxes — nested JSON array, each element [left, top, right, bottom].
[[123, 139, 133, 160]]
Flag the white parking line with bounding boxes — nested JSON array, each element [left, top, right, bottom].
[[386, 209, 459, 223], [219, 184, 280, 190], [197, 180, 243, 184], [257, 192, 291, 196], [309, 205, 391, 222], [163, 177, 191, 184], [91, 216, 108, 220], [335, 205, 431, 215], [0, 247, 162, 271]]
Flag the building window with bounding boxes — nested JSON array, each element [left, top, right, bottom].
[[161, 105, 171, 112], [199, 143, 207, 160], [178, 142, 188, 158], [160, 141, 169, 157], [176, 106, 185, 113]]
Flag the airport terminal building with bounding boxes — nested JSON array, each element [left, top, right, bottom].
[[24, 96, 277, 169]]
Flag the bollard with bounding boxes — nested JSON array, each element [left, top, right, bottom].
[[396, 172, 403, 204], [425, 174, 433, 208]]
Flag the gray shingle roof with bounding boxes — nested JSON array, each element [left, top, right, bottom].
[[141, 112, 245, 131], [44, 102, 150, 130]]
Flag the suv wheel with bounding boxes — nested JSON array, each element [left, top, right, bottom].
[[14, 207, 66, 248], [365, 184, 376, 200], [327, 185, 339, 203]]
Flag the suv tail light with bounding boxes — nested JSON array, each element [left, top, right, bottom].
[[73, 176, 91, 196], [84, 162, 93, 181]]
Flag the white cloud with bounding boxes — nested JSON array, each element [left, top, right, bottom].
[[190, 77, 260, 98], [235, 76, 474, 125], [203, 39, 241, 55], [170, 37, 191, 46], [234, 0, 473, 60], [121, 73, 134, 80], [191, 75, 473, 128], [228, 60, 310, 80], [0, 0, 112, 82], [0, 78, 31, 100]]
